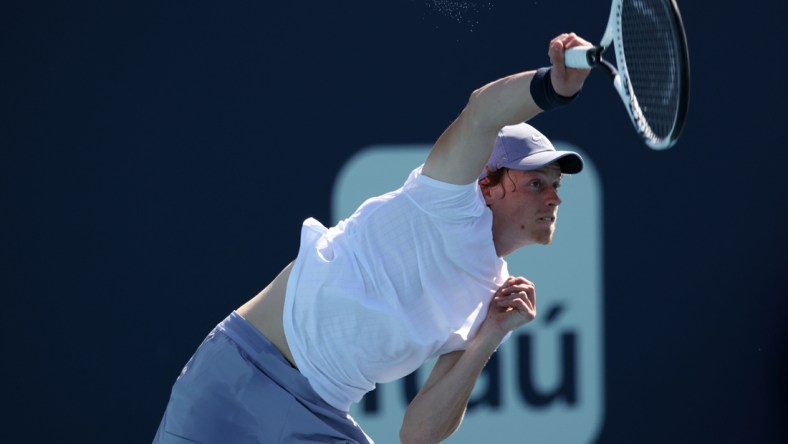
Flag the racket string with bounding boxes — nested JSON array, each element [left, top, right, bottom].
[[618, 0, 685, 141]]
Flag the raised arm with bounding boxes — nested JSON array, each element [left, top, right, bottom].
[[422, 33, 593, 185]]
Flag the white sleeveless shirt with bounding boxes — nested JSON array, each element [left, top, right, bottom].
[[283, 166, 509, 411]]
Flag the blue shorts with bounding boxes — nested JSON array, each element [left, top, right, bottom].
[[153, 312, 373, 443]]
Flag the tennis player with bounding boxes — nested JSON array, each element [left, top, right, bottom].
[[154, 33, 592, 444]]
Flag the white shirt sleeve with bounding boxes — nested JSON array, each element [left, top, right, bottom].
[[402, 166, 486, 222]]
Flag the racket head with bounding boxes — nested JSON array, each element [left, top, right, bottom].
[[613, 0, 690, 149]]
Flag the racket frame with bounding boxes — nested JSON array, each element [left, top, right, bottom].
[[564, 0, 690, 150]]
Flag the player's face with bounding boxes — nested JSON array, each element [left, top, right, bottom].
[[483, 165, 563, 256]]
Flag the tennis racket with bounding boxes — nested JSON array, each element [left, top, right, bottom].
[[564, 0, 690, 150]]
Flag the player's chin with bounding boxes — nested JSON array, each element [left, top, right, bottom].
[[535, 231, 555, 245]]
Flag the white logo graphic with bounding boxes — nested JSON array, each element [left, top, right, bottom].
[[332, 144, 604, 443]]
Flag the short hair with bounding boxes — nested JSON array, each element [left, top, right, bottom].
[[481, 166, 508, 188], [479, 166, 512, 199]]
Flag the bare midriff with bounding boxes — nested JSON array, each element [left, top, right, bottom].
[[236, 262, 297, 368]]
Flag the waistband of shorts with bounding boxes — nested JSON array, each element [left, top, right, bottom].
[[216, 312, 288, 364], [216, 311, 345, 414]]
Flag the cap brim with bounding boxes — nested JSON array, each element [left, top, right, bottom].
[[502, 150, 584, 174]]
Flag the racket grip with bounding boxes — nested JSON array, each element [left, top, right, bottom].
[[564, 46, 599, 69]]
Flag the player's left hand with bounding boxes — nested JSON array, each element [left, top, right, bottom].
[[482, 276, 537, 336], [548, 32, 594, 97]]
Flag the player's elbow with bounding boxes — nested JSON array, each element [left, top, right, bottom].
[[462, 86, 499, 133], [464, 88, 486, 127], [399, 424, 441, 444], [399, 411, 464, 444], [399, 414, 442, 444]]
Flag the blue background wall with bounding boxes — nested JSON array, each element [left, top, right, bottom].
[[2, 1, 786, 442]]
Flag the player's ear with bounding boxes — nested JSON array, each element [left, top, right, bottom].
[[479, 177, 497, 205]]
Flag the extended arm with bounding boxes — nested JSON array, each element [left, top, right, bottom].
[[421, 33, 592, 185], [400, 277, 537, 443]]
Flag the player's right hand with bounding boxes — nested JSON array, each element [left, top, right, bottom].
[[548, 33, 593, 97]]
